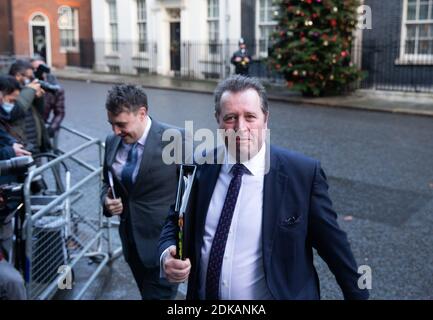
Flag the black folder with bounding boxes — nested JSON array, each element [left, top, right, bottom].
[[175, 164, 197, 260]]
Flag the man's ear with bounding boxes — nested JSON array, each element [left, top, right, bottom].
[[139, 106, 147, 119], [264, 111, 269, 124], [214, 112, 220, 124]]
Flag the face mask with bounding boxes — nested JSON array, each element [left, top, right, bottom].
[[24, 78, 31, 85], [2, 102, 15, 113]]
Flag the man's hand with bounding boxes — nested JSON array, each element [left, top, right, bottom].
[[104, 187, 123, 215], [12, 143, 32, 156], [163, 245, 191, 283], [27, 80, 45, 97]]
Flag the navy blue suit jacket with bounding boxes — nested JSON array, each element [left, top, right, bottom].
[[159, 145, 369, 300]]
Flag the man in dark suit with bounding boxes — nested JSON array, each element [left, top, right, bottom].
[[101, 84, 180, 299], [159, 75, 369, 300]]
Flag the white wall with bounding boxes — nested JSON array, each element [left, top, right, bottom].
[[91, 0, 251, 77]]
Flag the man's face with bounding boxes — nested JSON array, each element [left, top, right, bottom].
[[2, 89, 20, 105], [24, 68, 34, 80], [15, 69, 34, 86], [31, 60, 44, 71], [107, 107, 148, 144], [216, 89, 268, 161]]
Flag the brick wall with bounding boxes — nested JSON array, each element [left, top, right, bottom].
[[0, 0, 12, 54], [10, 0, 93, 68]]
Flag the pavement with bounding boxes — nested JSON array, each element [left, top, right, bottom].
[[54, 67, 433, 118]]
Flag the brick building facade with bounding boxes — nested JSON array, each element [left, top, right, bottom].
[[0, 0, 93, 68]]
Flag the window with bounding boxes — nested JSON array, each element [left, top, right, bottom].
[[207, 0, 219, 54], [401, 0, 433, 62], [107, 0, 118, 52], [59, 8, 79, 51], [258, 0, 277, 56], [137, 0, 147, 53]]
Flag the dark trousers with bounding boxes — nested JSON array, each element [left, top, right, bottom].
[[127, 242, 178, 300]]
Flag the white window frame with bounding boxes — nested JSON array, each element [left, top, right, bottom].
[[257, 0, 277, 58], [207, 0, 220, 54], [59, 7, 80, 53], [106, 0, 119, 54], [136, 0, 148, 54], [28, 12, 52, 66], [398, 0, 433, 64]]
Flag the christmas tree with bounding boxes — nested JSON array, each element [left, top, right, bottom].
[[269, 0, 363, 97]]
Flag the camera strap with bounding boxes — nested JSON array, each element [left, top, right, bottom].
[[0, 118, 25, 145]]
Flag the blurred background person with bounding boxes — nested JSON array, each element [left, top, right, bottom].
[[31, 56, 65, 143], [231, 38, 252, 76], [7, 61, 51, 154]]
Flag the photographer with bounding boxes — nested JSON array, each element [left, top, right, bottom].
[[0, 94, 28, 299], [0, 77, 32, 168], [230, 38, 252, 76], [7, 61, 51, 154], [31, 56, 65, 141]]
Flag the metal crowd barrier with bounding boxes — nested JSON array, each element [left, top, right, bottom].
[[19, 125, 122, 300]]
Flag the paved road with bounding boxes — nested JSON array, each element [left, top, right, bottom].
[[59, 79, 433, 300]]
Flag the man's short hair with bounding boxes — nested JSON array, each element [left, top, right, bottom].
[[105, 84, 149, 115], [0, 76, 21, 95], [8, 60, 33, 77], [30, 54, 45, 64], [214, 75, 269, 116]]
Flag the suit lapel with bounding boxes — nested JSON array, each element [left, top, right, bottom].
[[106, 135, 129, 196], [195, 163, 221, 248], [262, 147, 286, 274], [196, 147, 224, 239], [107, 135, 122, 168], [133, 119, 162, 190]]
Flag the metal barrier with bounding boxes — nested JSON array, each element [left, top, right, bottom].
[[19, 125, 122, 300]]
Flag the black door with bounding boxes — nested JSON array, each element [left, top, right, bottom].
[[241, 0, 256, 49], [170, 22, 181, 72], [32, 25, 47, 62]]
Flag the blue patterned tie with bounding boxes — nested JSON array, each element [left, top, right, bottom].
[[121, 143, 138, 190], [205, 163, 248, 300]]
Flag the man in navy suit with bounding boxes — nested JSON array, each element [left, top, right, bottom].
[[159, 75, 369, 300]]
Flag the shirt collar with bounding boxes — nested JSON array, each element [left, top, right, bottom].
[[137, 116, 152, 147], [223, 142, 267, 176]]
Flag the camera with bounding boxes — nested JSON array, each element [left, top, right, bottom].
[[34, 64, 61, 94], [38, 80, 61, 94], [34, 63, 51, 81], [0, 156, 34, 177]]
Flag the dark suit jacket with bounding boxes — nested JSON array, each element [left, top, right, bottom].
[[101, 119, 183, 268], [159, 145, 369, 300]]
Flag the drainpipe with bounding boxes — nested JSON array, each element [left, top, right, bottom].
[[7, 0, 14, 55], [224, 0, 230, 78]]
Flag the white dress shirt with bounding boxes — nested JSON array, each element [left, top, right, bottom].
[[198, 144, 273, 300], [112, 116, 152, 183]]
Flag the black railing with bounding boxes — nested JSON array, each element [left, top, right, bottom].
[[2, 38, 432, 94], [91, 40, 158, 75], [179, 41, 284, 82], [357, 40, 433, 93]]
